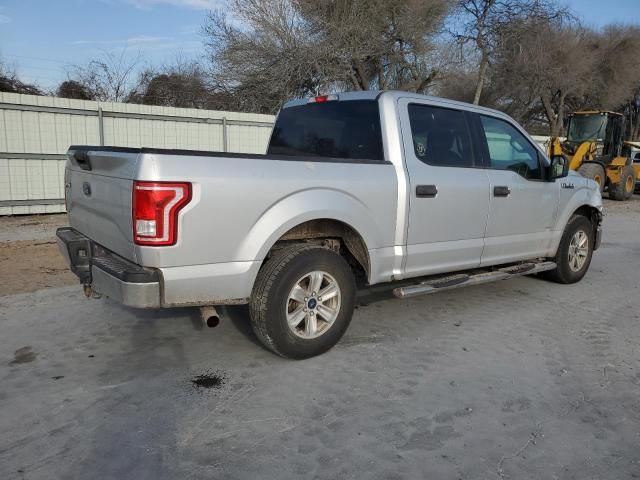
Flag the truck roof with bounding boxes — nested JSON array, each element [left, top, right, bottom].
[[282, 90, 510, 118], [571, 110, 623, 116]]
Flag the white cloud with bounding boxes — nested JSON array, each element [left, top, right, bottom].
[[180, 24, 200, 35], [0, 14, 11, 24], [126, 35, 173, 45], [125, 0, 222, 10], [72, 35, 171, 47], [70, 35, 203, 55]]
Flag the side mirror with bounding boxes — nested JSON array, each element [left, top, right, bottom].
[[549, 155, 569, 180]]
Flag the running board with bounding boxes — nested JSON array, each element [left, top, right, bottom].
[[393, 261, 557, 299]]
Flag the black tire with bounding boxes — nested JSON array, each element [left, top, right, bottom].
[[543, 215, 594, 284], [609, 165, 636, 201], [577, 163, 606, 192], [249, 244, 356, 359]]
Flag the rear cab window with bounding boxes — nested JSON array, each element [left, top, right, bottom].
[[268, 100, 384, 161]]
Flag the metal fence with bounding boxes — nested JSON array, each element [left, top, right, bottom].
[[0, 92, 275, 215]]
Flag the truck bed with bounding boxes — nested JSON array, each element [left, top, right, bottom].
[[64, 145, 398, 304]]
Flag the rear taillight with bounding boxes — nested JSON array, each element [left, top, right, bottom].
[[133, 181, 191, 246]]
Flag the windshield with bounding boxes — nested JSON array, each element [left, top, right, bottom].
[[567, 115, 607, 143], [268, 100, 383, 161]]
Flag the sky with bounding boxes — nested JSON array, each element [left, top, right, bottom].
[[0, 0, 639, 90], [0, 0, 224, 88]]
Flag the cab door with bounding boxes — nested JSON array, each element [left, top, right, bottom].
[[398, 98, 491, 278], [475, 114, 559, 265]]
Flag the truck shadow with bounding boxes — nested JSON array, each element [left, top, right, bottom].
[[217, 288, 399, 349], [76, 301, 193, 480], [220, 305, 263, 347]]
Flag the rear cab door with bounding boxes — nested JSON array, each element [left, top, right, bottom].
[[471, 113, 560, 265], [397, 97, 491, 277]]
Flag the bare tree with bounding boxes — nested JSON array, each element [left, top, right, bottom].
[[68, 51, 141, 102], [588, 25, 640, 110], [491, 17, 596, 136], [56, 80, 95, 100], [204, 0, 321, 113], [203, 0, 454, 113], [452, 0, 568, 105], [298, 0, 452, 92], [0, 58, 43, 95], [488, 19, 640, 136], [127, 60, 223, 109], [585, 25, 640, 139]]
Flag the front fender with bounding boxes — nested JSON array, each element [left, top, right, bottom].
[[236, 188, 385, 262], [551, 177, 602, 251]]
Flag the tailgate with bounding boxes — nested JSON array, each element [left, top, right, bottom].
[[65, 147, 140, 262]]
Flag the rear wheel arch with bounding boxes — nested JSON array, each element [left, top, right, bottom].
[[249, 243, 357, 358], [263, 219, 370, 283]]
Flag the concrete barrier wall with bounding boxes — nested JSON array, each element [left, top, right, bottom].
[[0, 92, 275, 215]]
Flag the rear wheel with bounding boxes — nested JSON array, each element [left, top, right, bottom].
[[249, 244, 356, 359], [609, 165, 636, 200], [577, 163, 606, 192], [543, 215, 594, 284]]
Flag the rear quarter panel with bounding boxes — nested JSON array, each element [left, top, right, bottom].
[[133, 153, 398, 275]]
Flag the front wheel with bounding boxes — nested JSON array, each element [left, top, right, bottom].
[[250, 244, 356, 359], [543, 215, 594, 284]]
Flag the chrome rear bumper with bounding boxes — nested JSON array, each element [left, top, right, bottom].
[[56, 227, 161, 308]]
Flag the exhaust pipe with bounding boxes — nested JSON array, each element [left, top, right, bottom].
[[200, 306, 220, 328]]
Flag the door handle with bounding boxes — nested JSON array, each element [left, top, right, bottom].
[[494, 186, 511, 197], [416, 185, 438, 198]]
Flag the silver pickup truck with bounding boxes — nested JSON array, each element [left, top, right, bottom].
[[57, 91, 603, 358]]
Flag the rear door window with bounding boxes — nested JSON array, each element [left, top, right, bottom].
[[407, 104, 476, 167], [268, 100, 384, 161]]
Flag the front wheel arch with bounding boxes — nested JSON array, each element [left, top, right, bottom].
[[567, 205, 602, 249], [544, 214, 595, 284]]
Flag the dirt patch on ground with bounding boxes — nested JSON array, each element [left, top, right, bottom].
[[0, 214, 69, 242], [0, 239, 77, 296], [603, 194, 640, 214], [0, 214, 77, 297]]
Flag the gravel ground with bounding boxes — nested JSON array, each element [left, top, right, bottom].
[[0, 214, 75, 296], [0, 214, 69, 243], [0, 201, 640, 479]]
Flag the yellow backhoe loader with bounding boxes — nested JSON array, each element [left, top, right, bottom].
[[549, 111, 639, 200]]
